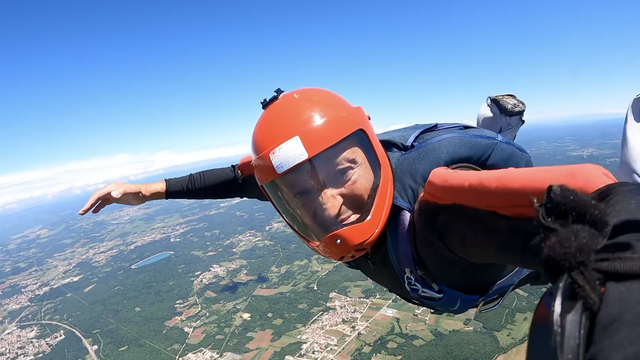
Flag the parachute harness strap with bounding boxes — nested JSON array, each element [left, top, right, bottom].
[[404, 268, 442, 300], [387, 205, 443, 300]]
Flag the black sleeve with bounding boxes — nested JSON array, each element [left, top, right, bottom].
[[414, 202, 544, 270], [411, 201, 545, 295], [164, 165, 269, 201]]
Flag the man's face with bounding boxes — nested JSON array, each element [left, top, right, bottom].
[[276, 135, 376, 238]]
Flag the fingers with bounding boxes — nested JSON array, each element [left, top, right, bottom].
[[78, 183, 118, 215], [91, 199, 112, 214]]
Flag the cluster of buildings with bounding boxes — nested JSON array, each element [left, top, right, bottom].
[[179, 348, 243, 360], [1, 274, 85, 316], [0, 326, 65, 360], [195, 261, 240, 285], [297, 294, 370, 358]]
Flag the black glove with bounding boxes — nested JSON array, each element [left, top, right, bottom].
[[528, 182, 640, 360]]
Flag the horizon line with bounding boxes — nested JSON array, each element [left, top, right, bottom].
[[0, 115, 626, 215]]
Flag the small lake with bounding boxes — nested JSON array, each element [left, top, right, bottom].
[[131, 251, 174, 269]]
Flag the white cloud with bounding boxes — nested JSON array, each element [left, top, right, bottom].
[[0, 124, 413, 213], [0, 111, 623, 213], [0, 144, 251, 212]]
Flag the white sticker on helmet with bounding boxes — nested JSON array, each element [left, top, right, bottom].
[[270, 135, 309, 174]]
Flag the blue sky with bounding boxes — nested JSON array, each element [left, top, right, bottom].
[[0, 0, 638, 212]]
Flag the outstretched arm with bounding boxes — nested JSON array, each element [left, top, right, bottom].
[[413, 163, 617, 270], [165, 164, 268, 201], [79, 155, 268, 215]]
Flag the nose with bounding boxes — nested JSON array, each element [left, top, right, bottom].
[[317, 187, 343, 220]]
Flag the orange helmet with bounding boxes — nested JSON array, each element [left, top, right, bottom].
[[250, 88, 394, 262]]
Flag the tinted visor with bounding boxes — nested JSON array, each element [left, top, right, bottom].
[[263, 130, 381, 242]]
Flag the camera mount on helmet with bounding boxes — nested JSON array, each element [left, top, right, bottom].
[[260, 88, 285, 110]]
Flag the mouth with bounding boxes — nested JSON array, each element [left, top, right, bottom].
[[339, 213, 360, 224]]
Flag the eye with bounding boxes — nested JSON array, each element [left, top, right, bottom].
[[294, 190, 311, 200], [333, 167, 352, 186]]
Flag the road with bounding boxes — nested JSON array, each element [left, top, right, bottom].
[[313, 263, 339, 291], [323, 295, 397, 359], [19, 320, 99, 360]]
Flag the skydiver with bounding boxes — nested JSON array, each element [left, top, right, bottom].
[[77, 88, 626, 315]]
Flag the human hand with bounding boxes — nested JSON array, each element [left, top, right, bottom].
[[78, 182, 163, 215]]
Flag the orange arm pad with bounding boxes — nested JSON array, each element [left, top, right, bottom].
[[420, 163, 617, 218], [237, 154, 254, 177]]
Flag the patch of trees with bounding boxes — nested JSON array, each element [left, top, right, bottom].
[[242, 292, 327, 340], [364, 329, 503, 360]]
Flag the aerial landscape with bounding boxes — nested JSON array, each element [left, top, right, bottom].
[[0, 119, 624, 360], [2, 1, 637, 358]]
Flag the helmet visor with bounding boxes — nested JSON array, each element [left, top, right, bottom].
[[262, 130, 381, 242]]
